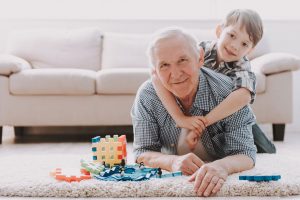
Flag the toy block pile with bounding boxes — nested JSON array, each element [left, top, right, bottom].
[[50, 134, 182, 183], [91, 135, 127, 167]]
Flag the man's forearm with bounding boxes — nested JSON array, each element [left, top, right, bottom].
[[214, 154, 254, 175], [137, 151, 177, 171]]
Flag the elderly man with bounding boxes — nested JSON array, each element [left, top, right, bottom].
[[131, 28, 256, 196]]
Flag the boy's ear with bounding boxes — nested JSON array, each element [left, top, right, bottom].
[[215, 24, 223, 38]]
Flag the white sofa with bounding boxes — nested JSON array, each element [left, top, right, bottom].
[[0, 27, 299, 143]]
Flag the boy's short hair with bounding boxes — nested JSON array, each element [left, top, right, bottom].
[[222, 9, 263, 47]]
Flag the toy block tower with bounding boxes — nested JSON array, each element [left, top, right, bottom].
[[91, 135, 127, 167]]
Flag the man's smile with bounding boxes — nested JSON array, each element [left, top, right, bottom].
[[172, 78, 188, 85]]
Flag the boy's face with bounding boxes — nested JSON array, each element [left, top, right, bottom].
[[216, 23, 254, 62]]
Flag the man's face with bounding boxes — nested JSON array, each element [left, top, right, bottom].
[[216, 23, 254, 62], [153, 36, 203, 100]]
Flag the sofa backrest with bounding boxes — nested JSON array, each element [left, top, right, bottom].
[[101, 32, 152, 69], [6, 28, 102, 71], [5, 27, 270, 71], [100, 29, 271, 71]]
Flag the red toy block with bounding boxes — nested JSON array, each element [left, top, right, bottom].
[[50, 168, 91, 182]]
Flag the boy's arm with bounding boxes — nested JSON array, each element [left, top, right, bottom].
[[205, 58, 256, 126], [205, 88, 251, 126], [152, 70, 207, 133], [151, 72, 184, 123]]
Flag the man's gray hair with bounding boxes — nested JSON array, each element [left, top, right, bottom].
[[147, 27, 200, 67]]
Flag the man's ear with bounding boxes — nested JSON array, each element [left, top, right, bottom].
[[197, 47, 205, 68], [215, 24, 223, 39]]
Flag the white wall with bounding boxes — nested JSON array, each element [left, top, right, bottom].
[[0, 19, 299, 131]]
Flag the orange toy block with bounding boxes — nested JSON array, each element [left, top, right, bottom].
[[50, 168, 91, 182]]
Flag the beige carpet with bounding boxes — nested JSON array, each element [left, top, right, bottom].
[[0, 152, 299, 197]]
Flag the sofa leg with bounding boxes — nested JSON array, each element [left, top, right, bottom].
[[0, 126, 2, 144], [14, 126, 24, 137], [272, 124, 285, 141]]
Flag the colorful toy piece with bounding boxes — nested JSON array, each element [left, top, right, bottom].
[[80, 159, 105, 174], [50, 168, 91, 182], [92, 135, 127, 167], [157, 171, 182, 178], [239, 175, 281, 182], [93, 164, 158, 181]]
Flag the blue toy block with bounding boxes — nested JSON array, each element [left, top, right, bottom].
[[239, 175, 281, 182], [158, 171, 182, 178], [92, 136, 100, 143]]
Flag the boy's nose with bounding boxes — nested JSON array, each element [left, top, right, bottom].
[[230, 43, 238, 51]]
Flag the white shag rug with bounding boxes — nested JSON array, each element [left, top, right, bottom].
[[0, 153, 299, 197]]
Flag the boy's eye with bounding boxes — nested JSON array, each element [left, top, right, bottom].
[[243, 43, 249, 47], [228, 33, 235, 38]]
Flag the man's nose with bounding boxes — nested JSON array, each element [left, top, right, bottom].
[[171, 66, 182, 79]]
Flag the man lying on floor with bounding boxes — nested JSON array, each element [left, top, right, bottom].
[[131, 28, 257, 197]]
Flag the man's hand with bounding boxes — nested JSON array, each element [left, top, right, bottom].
[[171, 153, 204, 175], [189, 162, 228, 197]]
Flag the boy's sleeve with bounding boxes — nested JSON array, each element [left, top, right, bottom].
[[231, 57, 256, 104]]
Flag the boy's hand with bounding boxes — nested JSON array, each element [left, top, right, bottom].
[[176, 115, 208, 136]]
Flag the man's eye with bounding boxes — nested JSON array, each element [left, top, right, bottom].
[[160, 63, 168, 69], [179, 58, 187, 63]]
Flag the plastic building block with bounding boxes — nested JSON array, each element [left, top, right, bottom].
[[91, 135, 127, 167], [91, 162, 182, 182], [239, 175, 281, 182], [50, 168, 91, 182], [160, 171, 182, 178], [80, 159, 105, 175]]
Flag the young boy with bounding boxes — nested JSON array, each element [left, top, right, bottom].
[[152, 9, 276, 153]]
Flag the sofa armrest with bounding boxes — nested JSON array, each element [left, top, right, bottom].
[[0, 54, 32, 76], [250, 52, 300, 75]]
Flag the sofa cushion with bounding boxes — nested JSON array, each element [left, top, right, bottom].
[[0, 54, 32, 76], [251, 53, 300, 75], [10, 69, 96, 95], [101, 32, 152, 69], [96, 68, 150, 94], [6, 28, 102, 71]]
